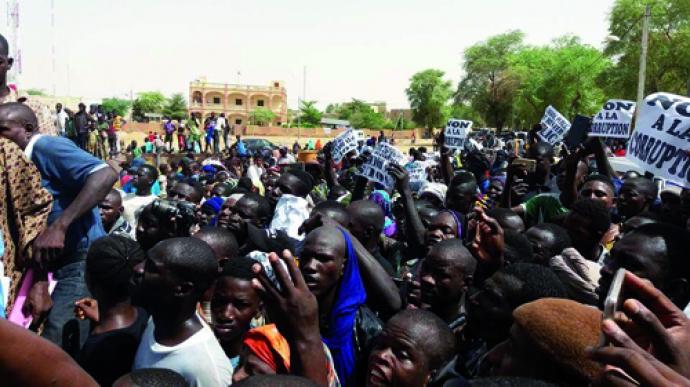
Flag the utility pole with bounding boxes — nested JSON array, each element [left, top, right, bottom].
[[635, 4, 650, 110], [51, 0, 56, 96]]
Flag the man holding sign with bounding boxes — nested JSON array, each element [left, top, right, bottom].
[[360, 142, 407, 189], [590, 100, 636, 139], [539, 106, 571, 145]]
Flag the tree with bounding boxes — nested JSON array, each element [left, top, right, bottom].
[[163, 93, 188, 121], [510, 36, 611, 127], [337, 99, 387, 129], [406, 69, 453, 133], [602, 0, 690, 99], [26, 88, 46, 96], [132, 91, 166, 122], [298, 100, 322, 127], [250, 107, 276, 126], [101, 98, 132, 117], [455, 31, 524, 130]]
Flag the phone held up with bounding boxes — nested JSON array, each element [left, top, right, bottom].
[[599, 268, 626, 347]]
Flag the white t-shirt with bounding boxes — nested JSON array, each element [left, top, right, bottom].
[[122, 194, 157, 230], [134, 316, 234, 387], [215, 117, 226, 131]]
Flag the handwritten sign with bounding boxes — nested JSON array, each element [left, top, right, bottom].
[[444, 119, 472, 150], [626, 92, 690, 189], [331, 129, 359, 162], [590, 100, 636, 139], [406, 161, 428, 191], [360, 143, 407, 189], [539, 106, 571, 145]]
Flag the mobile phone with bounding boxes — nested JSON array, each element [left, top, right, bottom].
[[512, 158, 537, 173], [600, 268, 626, 346]]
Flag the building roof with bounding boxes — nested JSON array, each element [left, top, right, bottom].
[[320, 118, 350, 126]]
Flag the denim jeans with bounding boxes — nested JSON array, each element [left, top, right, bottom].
[[42, 258, 90, 358]]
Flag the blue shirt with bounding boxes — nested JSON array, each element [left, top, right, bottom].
[[27, 135, 107, 259], [237, 140, 248, 156]]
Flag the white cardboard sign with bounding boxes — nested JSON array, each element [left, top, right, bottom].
[[360, 143, 407, 189], [590, 99, 636, 138], [626, 92, 690, 189], [331, 129, 359, 162], [539, 106, 571, 145], [444, 119, 472, 150]]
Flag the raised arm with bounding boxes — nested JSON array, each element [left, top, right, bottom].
[[388, 164, 426, 257]]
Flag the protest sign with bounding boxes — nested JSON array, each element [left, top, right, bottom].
[[539, 106, 571, 145], [444, 119, 472, 150], [589, 100, 636, 139], [360, 142, 407, 189], [331, 129, 359, 162], [406, 161, 428, 191], [626, 92, 690, 189]]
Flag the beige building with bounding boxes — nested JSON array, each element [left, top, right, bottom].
[[189, 77, 287, 126]]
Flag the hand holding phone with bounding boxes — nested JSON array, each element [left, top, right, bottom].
[[600, 268, 626, 347]]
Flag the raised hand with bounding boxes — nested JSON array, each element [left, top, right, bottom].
[[251, 249, 319, 342], [589, 271, 690, 385], [386, 163, 410, 193], [74, 298, 100, 322], [469, 207, 505, 267]]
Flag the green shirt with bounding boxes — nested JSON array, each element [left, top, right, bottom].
[[521, 193, 567, 226]]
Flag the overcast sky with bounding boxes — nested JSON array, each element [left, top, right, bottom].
[[3, 0, 614, 109]]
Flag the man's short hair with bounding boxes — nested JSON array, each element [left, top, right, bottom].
[[242, 192, 272, 221], [151, 237, 218, 294], [530, 223, 571, 255], [571, 198, 611, 235], [500, 263, 568, 306], [127, 368, 188, 387], [632, 223, 690, 281], [504, 230, 534, 264], [625, 177, 658, 201], [220, 255, 258, 281]]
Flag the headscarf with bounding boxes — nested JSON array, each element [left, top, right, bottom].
[[201, 196, 224, 226], [441, 209, 463, 238], [419, 182, 448, 205], [243, 324, 290, 372], [368, 190, 396, 238], [322, 229, 367, 387]]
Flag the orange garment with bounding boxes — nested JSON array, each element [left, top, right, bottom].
[[315, 139, 322, 150], [243, 324, 290, 372]]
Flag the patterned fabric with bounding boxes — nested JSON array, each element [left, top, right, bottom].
[[0, 85, 56, 136], [0, 137, 53, 314]]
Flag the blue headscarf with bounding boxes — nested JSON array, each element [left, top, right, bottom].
[[322, 229, 367, 387], [201, 196, 224, 226]]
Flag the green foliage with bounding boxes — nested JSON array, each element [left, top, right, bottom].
[[132, 91, 166, 122], [337, 99, 387, 129], [26, 88, 46, 96], [406, 69, 453, 130], [448, 103, 484, 127], [250, 107, 276, 126], [101, 98, 132, 117], [602, 0, 690, 98], [298, 100, 323, 128], [163, 93, 188, 121], [456, 31, 524, 130], [510, 36, 611, 127]]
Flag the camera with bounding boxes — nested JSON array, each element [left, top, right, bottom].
[[150, 199, 198, 236]]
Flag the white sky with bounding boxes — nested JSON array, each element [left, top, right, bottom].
[[3, 0, 614, 109]]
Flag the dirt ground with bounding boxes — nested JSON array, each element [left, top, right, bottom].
[[120, 132, 433, 154]]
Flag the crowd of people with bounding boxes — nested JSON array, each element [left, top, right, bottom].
[[2, 32, 690, 387]]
